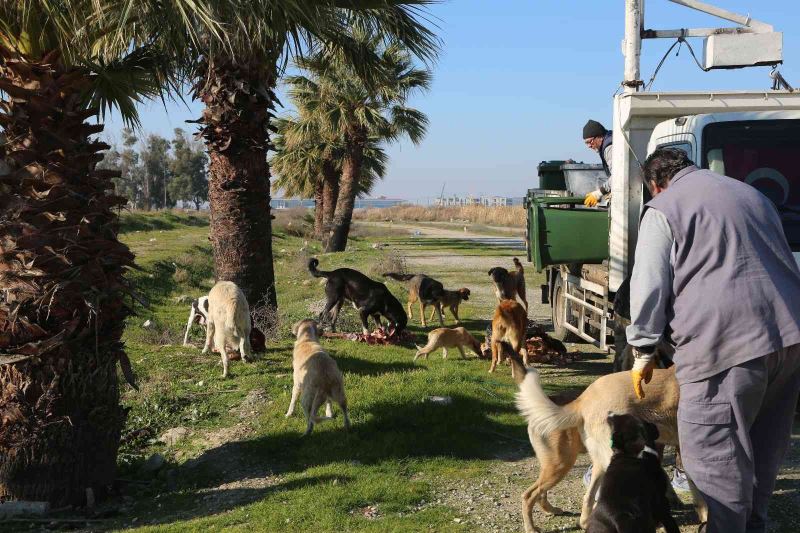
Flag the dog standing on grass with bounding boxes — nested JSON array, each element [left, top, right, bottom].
[[383, 272, 446, 327], [286, 319, 351, 436], [202, 281, 252, 378], [489, 299, 529, 375], [426, 287, 471, 325], [414, 327, 483, 361], [488, 257, 527, 311], [586, 414, 680, 533]]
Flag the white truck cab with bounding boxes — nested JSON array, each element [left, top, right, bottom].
[[648, 111, 800, 259]]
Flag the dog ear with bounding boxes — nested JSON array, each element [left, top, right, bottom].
[[643, 421, 659, 442], [291, 320, 301, 337]]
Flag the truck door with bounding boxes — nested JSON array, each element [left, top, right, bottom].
[[701, 120, 800, 256]]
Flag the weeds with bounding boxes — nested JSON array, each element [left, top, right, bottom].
[[354, 205, 525, 228]]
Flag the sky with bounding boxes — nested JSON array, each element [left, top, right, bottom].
[[103, 0, 800, 203]]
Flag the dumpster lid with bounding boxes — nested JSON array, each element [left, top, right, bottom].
[[537, 160, 569, 173], [561, 163, 604, 171]]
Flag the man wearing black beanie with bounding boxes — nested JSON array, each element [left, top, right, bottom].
[[582, 119, 613, 207]]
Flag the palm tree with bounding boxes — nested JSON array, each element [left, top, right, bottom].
[[189, 1, 438, 310], [0, 0, 225, 505], [286, 34, 431, 252], [271, 117, 329, 238], [271, 115, 388, 242]]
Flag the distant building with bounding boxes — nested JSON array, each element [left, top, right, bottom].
[[270, 196, 407, 210], [434, 195, 524, 207]]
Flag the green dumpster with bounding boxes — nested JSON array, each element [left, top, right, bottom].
[[526, 195, 609, 272]]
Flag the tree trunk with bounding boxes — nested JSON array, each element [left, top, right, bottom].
[[0, 48, 134, 506], [193, 56, 278, 312], [313, 178, 325, 239], [326, 146, 363, 252], [321, 158, 339, 247]]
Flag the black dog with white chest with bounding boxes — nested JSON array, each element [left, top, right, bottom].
[[587, 413, 680, 533], [308, 258, 407, 334]]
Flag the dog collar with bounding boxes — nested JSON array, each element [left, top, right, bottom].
[[641, 446, 659, 457]]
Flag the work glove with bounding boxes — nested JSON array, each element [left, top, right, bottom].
[[631, 352, 656, 399], [584, 190, 602, 207]]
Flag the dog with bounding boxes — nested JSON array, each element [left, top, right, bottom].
[[586, 414, 680, 533], [286, 319, 351, 436], [202, 281, 252, 378], [414, 327, 483, 361], [508, 353, 706, 532], [426, 287, 471, 325], [183, 296, 209, 346], [309, 258, 407, 334], [383, 273, 446, 327], [488, 257, 527, 311], [489, 300, 529, 375]]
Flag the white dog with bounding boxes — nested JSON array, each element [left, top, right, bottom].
[[286, 319, 350, 436], [202, 281, 252, 378]]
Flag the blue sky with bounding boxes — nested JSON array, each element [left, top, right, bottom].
[[103, 0, 800, 202]]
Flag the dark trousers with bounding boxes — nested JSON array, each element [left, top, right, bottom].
[[677, 344, 800, 533]]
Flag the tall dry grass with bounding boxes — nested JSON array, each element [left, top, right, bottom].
[[353, 205, 525, 228]]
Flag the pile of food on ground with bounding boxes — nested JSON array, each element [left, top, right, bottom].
[[480, 321, 576, 366], [323, 328, 414, 345]]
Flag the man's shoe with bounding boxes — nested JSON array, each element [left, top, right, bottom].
[[672, 467, 691, 493]]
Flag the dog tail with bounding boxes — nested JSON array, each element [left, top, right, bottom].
[[514, 360, 583, 436], [308, 258, 329, 278], [513, 257, 524, 274], [383, 272, 415, 282]]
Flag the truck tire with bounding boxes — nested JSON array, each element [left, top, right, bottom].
[[551, 275, 578, 342]]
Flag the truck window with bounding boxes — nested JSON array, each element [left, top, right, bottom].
[[702, 119, 800, 251]]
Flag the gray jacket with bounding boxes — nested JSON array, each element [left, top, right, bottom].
[[626, 166, 800, 384]]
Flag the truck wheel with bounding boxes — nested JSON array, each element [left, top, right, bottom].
[[551, 275, 578, 342]]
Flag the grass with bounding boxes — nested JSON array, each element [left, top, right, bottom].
[[22, 210, 795, 532]]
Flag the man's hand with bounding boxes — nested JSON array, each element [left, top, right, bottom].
[[631, 352, 656, 399], [584, 190, 602, 207]]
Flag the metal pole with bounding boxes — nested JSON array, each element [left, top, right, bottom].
[[668, 0, 772, 31], [623, 0, 643, 92]]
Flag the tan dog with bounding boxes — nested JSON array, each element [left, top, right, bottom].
[[489, 300, 529, 375], [488, 257, 527, 311], [414, 327, 482, 361], [202, 281, 252, 378], [509, 354, 706, 532], [426, 287, 471, 324], [286, 319, 351, 436]]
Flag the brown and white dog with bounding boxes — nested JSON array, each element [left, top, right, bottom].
[[426, 287, 471, 325], [414, 326, 483, 361], [488, 257, 527, 311], [286, 319, 351, 436], [489, 299, 529, 375], [183, 296, 209, 346], [508, 354, 706, 532]]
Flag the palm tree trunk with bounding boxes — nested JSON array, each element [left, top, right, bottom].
[[321, 158, 339, 246], [193, 56, 278, 311], [313, 179, 325, 239], [0, 48, 134, 505], [326, 146, 363, 252]]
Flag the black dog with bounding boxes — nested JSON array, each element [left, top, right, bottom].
[[587, 414, 680, 533], [308, 258, 407, 334]]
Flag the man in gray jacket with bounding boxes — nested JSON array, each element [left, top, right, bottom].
[[627, 148, 800, 533]]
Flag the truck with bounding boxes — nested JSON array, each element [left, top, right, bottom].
[[525, 0, 800, 358]]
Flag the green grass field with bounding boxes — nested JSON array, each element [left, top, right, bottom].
[[20, 210, 796, 533]]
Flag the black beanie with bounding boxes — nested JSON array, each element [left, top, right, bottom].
[[583, 119, 607, 139]]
